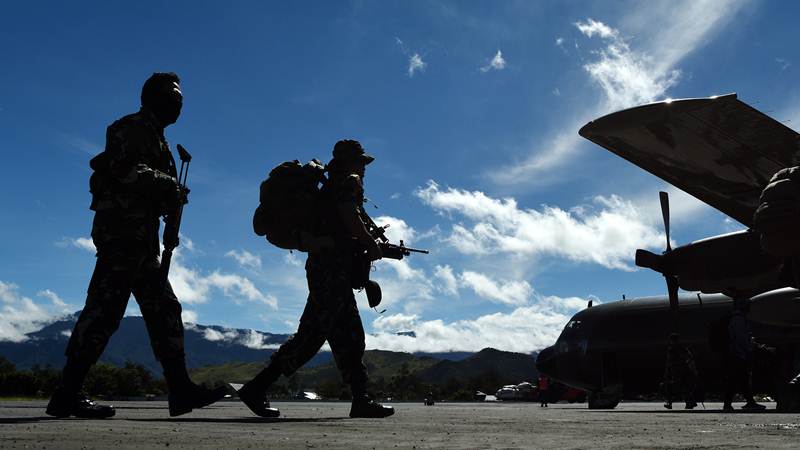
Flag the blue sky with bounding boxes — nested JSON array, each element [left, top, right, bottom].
[[2, 0, 800, 353]]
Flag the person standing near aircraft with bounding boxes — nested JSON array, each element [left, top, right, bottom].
[[538, 375, 549, 407], [662, 333, 698, 410], [46, 73, 226, 418], [722, 300, 766, 411]]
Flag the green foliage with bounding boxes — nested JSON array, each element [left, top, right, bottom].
[[186, 349, 538, 401], [0, 359, 165, 398]]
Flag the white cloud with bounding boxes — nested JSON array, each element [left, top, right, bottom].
[[575, 18, 618, 39], [367, 293, 593, 353], [203, 328, 238, 342], [555, 37, 564, 46], [200, 326, 280, 350], [284, 252, 303, 267], [576, 18, 681, 112], [56, 237, 96, 253], [373, 215, 417, 245], [240, 329, 281, 350], [408, 53, 426, 77], [489, 1, 748, 183], [459, 271, 532, 306], [225, 249, 262, 270], [416, 181, 665, 270], [181, 309, 198, 325], [552, 88, 561, 96], [396, 36, 427, 78], [480, 49, 507, 72], [776, 58, 790, 71], [0, 281, 68, 342], [37, 289, 68, 308], [433, 265, 458, 296], [169, 252, 277, 309]]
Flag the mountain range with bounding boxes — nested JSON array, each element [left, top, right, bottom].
[[0, 312, 515, 378]]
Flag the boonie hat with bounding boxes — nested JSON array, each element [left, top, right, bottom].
[[332, 139, 374, 165]]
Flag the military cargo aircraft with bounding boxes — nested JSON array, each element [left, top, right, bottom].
[[536, 94, 800, 409]]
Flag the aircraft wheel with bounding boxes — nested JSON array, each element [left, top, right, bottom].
[[587, 387, 621, 409]]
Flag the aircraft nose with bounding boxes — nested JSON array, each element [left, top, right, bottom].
[[536, 345, 557, 378]]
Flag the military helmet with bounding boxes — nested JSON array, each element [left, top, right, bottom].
[[332, 139, 374, 165]]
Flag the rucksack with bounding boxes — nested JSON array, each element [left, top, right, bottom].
[[253, 159, 326, 250]]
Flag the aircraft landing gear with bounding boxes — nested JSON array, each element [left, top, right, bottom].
[[588, 384, 622, 409]]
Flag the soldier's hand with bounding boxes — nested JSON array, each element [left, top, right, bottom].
[[165, 184, 189, 211], [178, 186, 190, 205], [366, 239, 382, 261]]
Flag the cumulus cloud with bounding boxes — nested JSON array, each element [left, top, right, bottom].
[[169, 253, 278, 309], [367, 293, 595, 353], [459, 271, 532, 305], [0, 281, 70, 342], [37, 289, 68, 308], [181, 309, 198, 325], [373, 215, 417, 245], [433, 265, 458, 296], [225, 249, 262, 270], [480, 49, 507, 72], [201, 326, 280, 350], [489, 1, 748, 183], [416, 181, 665, 270]]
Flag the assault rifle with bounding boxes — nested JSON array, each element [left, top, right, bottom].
[[160, 144, 192, 291], [380, 240, 429, 260], [362, 211, 429, 260], [357, 207, 429, 311]]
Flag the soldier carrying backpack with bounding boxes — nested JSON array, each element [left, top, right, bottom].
[[238, 139, 395, 419]]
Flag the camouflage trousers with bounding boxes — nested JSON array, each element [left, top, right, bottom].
[[65, 238, 185, 364], [269, 252, 368, 390]]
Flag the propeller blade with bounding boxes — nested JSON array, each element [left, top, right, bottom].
[[635, 249, 663, 272], [666, 275, 680, 314], [659, 191, 671, 252]]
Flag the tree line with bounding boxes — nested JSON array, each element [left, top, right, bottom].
[[0, 357, 166, 398]]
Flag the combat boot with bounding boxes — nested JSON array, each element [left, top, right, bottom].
[[237, 363, 282, 418], [237, 382, 280, 418], [349, 394, 394, 418], [46, 389, 115, 419], [168, 383, 228, 417], [162, 356, 227, 417]]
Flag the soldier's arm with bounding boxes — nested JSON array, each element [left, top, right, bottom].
[[105, 120, 178, 198], [337, 174, 381, 260]]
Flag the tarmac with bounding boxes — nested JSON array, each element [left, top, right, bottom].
[[1, 400, 799, 449]]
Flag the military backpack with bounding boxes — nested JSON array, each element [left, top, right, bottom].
[[253, 159, 326, 250]]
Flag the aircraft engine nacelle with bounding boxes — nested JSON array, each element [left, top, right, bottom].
[[636, 230, 783, 297], [748, 288, 800, 327]]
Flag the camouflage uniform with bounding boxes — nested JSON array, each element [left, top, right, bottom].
[[66, 108, 185, 365], [663, 339, 698, 406], [267, 172, 368, 390]]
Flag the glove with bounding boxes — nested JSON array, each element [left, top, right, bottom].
[[365, 239, 382, 261]]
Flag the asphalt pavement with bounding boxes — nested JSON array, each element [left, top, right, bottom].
[[1, 400, 798, 449]]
